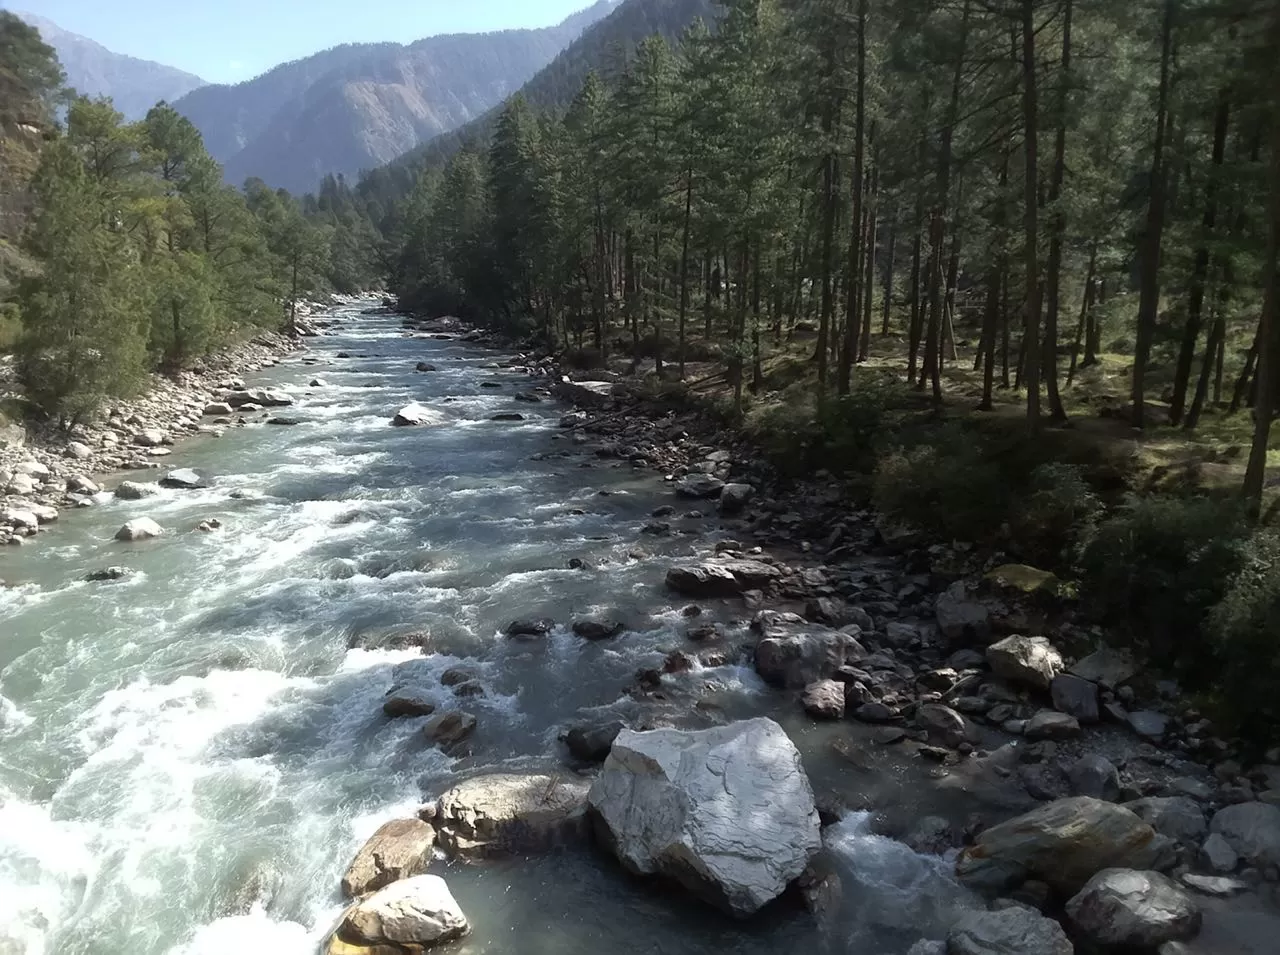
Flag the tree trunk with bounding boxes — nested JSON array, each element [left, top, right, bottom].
[[907, 213, 924, 382], [1185, 273, 1227, 430], [1042, 0, 1073, 423], [1131, 0, 1175, 430], [1170, 87, 1230, 425], [1020, 0, 1042, 430], [923, 208, 945, 403], [859, 163, 879, 362], [1067, 242, 1098, 385], [881, 211, 896, 335], [839, 0, 869, 395], [677, 168, 694, 378]]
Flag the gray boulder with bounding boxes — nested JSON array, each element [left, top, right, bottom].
[[1127, 710, 1170, 740], [160, 468, 206, 489], [433, 773, 589, 858], [341, 818, 436, 898], [1126, 797, 1207, 843], [987, 636, 1064, 691], [1209, 801, 1280, 867], [753, 612, 864, 688], [719, 483, 755, 515], [1050, 674, 1100, 723], [114, 480, 159, 500], [1066, 869, 1201, 949], [587, 718, 821, 918], [1198, 832, 1238, 873], [801, 679, 846, 719], [326, 875, 467, 953], [665, 559, 782, 597], [1024, 710, 1081, 740], [916, 703, 981, 747], [572, 617, 624, 640], [946, 907, 1072, 955], [1070, 647, 1138, 687], [562, 721, 625, 763], [935, 581, 991, 644], [115, 518, 163, 542], [392, 403, 446, 427], [674, 473, 725, 499], [1068, 755, 1121, 802], [955, 797, 1159, 894]]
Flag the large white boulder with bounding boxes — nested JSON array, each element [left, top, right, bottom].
[[326, 875, 467, 953], [391, 404, 447, 427], [1065, 868, 1201, 949], [587, 717, 821, 918], [115, 518, 164, 542]]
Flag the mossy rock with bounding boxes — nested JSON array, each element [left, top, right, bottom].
[[984, 564, 1063, 598]]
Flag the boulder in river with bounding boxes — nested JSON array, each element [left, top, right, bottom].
[[754, 611, 865, 688], [203, 402, 234, 416], [505, 618, 554, 639], [392, 404, 446, 427], [423, 711, 475, 749], [1065, 868, 1201, 949], [341, 818, 436, 898], [84, 567, 134, 582], [955, 796, 1159, 895], [114, 480, 159, 500], [132, 428, 168, 447], [160, 468, 206, 489], [490, 412, 524, 421], [433, 773, 590, 858], [326, 875, 467, 953], [383, 690, 436, 719], [674, 473, 725, 499], [415, 362, 437, 372], [115, 518, 164, 542], [561, 721, 625, 763], [587, 717, 821, 918], [946, 907, 1073, 955], [665, 558, 781, 597], [986, 635, 1064, 690], [67, 475, 100, 495], [718, 483, 755, 515], [572, 617, 624, 640]]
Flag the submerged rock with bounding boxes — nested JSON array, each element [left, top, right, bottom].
[[433, 774, 590, 858], [946, 907, 1073, 955], [1065, 868, 1201, 949], [955, 796, 1158, 895], [587, 718, 821, 918], [341, 818, 436, 898], [326, 875, 467, 953], [84, 566, 133, 582]]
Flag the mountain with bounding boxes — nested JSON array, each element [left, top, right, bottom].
[[15, 11, 206, 121], [357, 0, 718, 204], [171, 1, 620, 195]]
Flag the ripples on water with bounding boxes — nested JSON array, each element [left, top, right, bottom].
[[0, 305, 970, 955]]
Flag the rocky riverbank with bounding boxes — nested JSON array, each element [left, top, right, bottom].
[[299, 309, 1280, 954], [0, 296, 373, 550]]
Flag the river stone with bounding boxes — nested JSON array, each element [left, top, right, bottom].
[[67, 475, 100, 494], [2, 508, 39, 532], [935, 581, 991, 644], [84, 567, 133, 582], [505, 618, 554, 638], [562, 721, 625, 763], [1127, 710, 1170, 740], [433, 774, 590, 858], [1023, 710, 1080, 740], [115, 518, 164, 542], [587, 718, 821, 918], [415, 362, 437, 372], [753, 612, 865, 688], [572, 617, 624, 640], [674, 473, 725, 499], [955, 797, 1159, 894], [1199, 832, 1238, 873], [132, 429, 167, 447], [916, 703, 981, 747], [986, 636, 1064, 691], [226, 387, 292, 408], [1209, 801, 1280, 867], [423, 711, 476, 748], [1068, 755, 1121, 802], [329, 875, 467, 952], [718, 483, 755, 515], [1065, 869, 1201, 949], [391, 404, 446, 427], [5, 471, 35, 494], [665, 559, 782, 597], [1126, 796, 1207, 843], [383, 690, 436, 718], [1180, 873, 1248, 896], [1050, 674, 1100, 723], [801, 680, 845, 719], [114, 480, 159, 500], [204, 402, 234, 416], [1070, 647, 1138, 687], [160, 468, 206, 489], [341, 819, 437, 898], [946, 907, 1073, 955]]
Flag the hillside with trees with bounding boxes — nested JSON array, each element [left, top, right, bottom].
[[383, 0, 1280, 734]]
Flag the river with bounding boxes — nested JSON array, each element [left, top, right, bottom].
[[0, 302, 973, 955]]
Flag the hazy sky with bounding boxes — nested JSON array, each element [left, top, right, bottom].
[[10, 0, 597, 84]]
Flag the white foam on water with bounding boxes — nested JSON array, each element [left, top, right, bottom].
[[169, 907, 319, 955]]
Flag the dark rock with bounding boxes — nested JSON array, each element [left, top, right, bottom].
[[562, 721, 625, 763], [84, 566, 133, 582], [1050, 674, 1100, 723], [1069, 755, 1121, 802], [505, 618, 554, 639], [383, 691, 436, 718], [572, 617, 625, 640]]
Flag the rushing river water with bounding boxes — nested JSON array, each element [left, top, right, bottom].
[[0, 303, 975, 955]]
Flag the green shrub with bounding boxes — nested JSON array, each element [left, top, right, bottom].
[[1207, 530, 1280, 738], [1079, 494, 1250, 676], [747, 378, 893, 479], [872, 426, 1010, 542], [1010, 463, 1103, 570]]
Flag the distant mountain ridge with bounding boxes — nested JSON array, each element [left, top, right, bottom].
[[171, 0, 620, 194], [15, 11, 206, 121], [358, 0, 718, 201]]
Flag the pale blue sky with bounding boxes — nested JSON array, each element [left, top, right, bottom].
[[8, 0, 595, 84]]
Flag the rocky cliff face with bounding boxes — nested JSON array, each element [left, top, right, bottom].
[[16, 12, 206, 121], [173, 1, 618, 194]]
